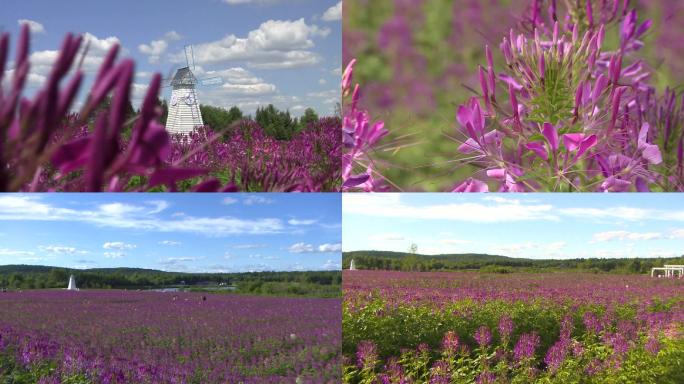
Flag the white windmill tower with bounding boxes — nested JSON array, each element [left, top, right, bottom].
[[67, 274, 78, 291], [165, 46, 221, 135]]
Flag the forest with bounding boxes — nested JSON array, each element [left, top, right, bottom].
[[0, 265, 341, 297], [343, 251, 684, 275]]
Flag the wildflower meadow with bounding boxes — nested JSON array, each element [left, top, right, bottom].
[[0, 290, 341, 383], [342, 270, 684, 383]]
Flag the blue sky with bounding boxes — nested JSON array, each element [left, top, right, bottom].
[[0, 194, 341, 272], [343, 194, 684, 259], [1, 0, 341, 116]]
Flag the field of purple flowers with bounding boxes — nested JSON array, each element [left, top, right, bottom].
[[0, 26, 341, 192], [343, 270, 684, 383], [343, 0, 684, 191], [0, 290, 341, 383]]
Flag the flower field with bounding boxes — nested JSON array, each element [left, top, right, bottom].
[[0, 26, 341, 192], [343, 270, 684, 383], [0, 290, 341, 383], [343, 0, 684, 192]]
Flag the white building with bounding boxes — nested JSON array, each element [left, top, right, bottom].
[[165, 67, 204, 135]]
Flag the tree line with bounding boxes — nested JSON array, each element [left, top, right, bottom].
[[0, 266, 341, 296], [155, 99, 322, 140], [342, 251, 684, 274]]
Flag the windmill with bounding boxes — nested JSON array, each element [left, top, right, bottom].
[[165, 45, 222, 135]]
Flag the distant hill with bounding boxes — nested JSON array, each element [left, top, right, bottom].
[[342, 250, 684, 274], [343, 251, 521, 263]]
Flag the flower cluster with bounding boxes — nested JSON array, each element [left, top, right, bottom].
[[342, 59, 389, 192], [450, 1, 683, 192], [345, 0, 684, 192]]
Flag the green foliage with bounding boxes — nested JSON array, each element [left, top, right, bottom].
[[255, 104, 300, 140], [299, 108, 319, 129], [199, 104, 243, 132], [343, 298, 684, 383]]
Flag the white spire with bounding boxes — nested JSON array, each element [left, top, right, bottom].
[[67, 275, 78, 291], [349, 259, 356, 270]]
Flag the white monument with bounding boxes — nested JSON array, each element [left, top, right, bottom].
[[67, 274, 79, 291], [349, 259, 356, 270]]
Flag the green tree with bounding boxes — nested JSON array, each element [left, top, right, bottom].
[[255, 104, 299, 140], [200, 105, 244, 132], [300, 108, 319, 129]]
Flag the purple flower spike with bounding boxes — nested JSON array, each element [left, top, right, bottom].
[[474, 326, 492, 347]]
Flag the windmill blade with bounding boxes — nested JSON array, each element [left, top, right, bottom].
[[199, 76, 223, 86]]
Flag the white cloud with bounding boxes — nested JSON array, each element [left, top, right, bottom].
[[0, 196, 285, 237], [559, 207, 684, 222], [103, 242, 136, 250], [343, 194, 557, 223], [222, 197, 238, 205], [14, 32, 122, 91], [322, 259, 341, 270], [439, 239, 472, 245], [232, 244, 268, 249], [243, 195, 274, 205], [318, 243, 342, 252], [669, 229, 684, 238], [165, 257, 201, 262], [165, 30, 183, 41], [104, 252, 125, 259], [39, 245, 77, 254], [288, 219, 317, 226], [490, 241, 567, 257], [177, 19, 329, 69], [159, 240, 181, 246], [369, 233, 405, 241], [322, 2, 342, 21], [288, 242, 341, 253], [0, 248, 36, 257], [289, 242, 314, 253], [18, 19, 45, 34], [138, 39, 168, 64], [591, 231, 663, 243]]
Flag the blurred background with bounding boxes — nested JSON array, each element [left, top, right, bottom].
[[343, 0, 684, 191]]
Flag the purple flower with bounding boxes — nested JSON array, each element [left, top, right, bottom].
[[356, 340, 379, 370], [474, 326, 492, 347], [513, 332, 540, 361], [498, 316, 514, 341], [442, 330, 459, 355]]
